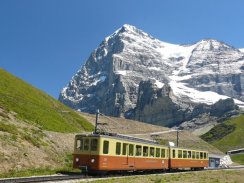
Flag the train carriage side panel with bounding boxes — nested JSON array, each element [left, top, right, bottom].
[[97, 137, 169, 171], [169, 147, 209, 169], [73, 134, 171, 172]]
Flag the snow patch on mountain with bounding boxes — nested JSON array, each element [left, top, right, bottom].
[[91, 75, 107, 86], [156, 43, 196, 75], [169, 80, 244, 106], [148, 67, 161, 71], [155, 80, 165, 88], [61, 87, 84, 102], [115, 70, 127, 76]]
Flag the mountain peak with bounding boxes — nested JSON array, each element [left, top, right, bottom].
[[194, 38, 234, 51], [105, 24, 152, 43], [121, 24, 137, 31], [199, 39, 225, 45]]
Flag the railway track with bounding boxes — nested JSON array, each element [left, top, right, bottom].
[[0, 174, 89, 183], [1, 166, 244, 183]]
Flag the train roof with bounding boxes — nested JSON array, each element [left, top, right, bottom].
[[169, 146, 208, 152], [75, 132, 208, 152], [75, 132, 165, 147]]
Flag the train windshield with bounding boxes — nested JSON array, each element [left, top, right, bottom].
[[75, 137, 98, 152]]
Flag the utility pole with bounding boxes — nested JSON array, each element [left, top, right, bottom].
[[95, 109, 99, 134]]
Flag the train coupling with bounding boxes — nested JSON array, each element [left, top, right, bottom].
[[79, 165, 88, 173]]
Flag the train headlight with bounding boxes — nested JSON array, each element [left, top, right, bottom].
[[91, 158, 95, 163], [75, 157, 79, 162]]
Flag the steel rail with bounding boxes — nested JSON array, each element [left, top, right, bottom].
[[0, 174, 88, 183], [1, 166, 244, 183]]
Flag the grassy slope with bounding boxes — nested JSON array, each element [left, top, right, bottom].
[[0, 68, 93, 132], [201, 114, 244, 152], [230, 154, 244, 165]]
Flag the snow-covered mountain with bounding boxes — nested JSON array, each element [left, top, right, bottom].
[[59, 24, 244, 131]]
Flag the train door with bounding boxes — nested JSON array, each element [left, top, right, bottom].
[[122, 143, 129, 165], [90, 138, 98, 158], [83, 137, 99, 170], [80, 137, 91, 169], [168, 148, 175, 169], [83, 137, 90, 156], [127, 144, 135, 169], [122, 143, 135, 169]]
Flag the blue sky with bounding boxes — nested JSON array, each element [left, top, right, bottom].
[[1, 0, 244, 98]]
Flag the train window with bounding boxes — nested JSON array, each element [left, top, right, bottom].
[[188, 151, 191, 158], [204, 152, 207, 159], [76, 139, 83, 150], [143, 146, 148, 157], [103, 140, 109, 154], [196, 152, 199, 159], [183, 150, 187, 158], [129, 144, 134, 156], [84, 139, 89, 151], [200, 152, 203, 159], [150, 147, 155, 157], [116, 142, 121, 155], [178, 150, 182, 158], [161, 149, 165, 158], [156, 148, 160, 157], [192, 151, 195, 159], [91, 139, 98, 151], [122, 143, 128, 155], [136, 145, 142, 156], [172, 149, 176, 158]]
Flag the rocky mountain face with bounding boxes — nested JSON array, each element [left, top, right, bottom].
[[59, 24, 244, 131]]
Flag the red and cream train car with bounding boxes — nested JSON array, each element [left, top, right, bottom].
[[169, 147, 208, 170], [73, 133, 208, 173]]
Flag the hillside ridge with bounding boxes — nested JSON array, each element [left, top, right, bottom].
[[0, 68, 93, 132], [201, 114, 244, 152]]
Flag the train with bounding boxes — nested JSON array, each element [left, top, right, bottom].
[[73, 132, 209, 174]]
